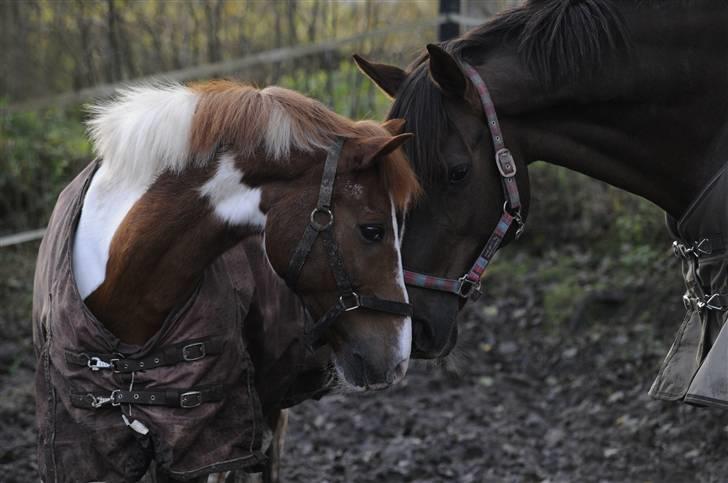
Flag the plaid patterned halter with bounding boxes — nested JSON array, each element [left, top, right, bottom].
[[403, 61, 525, 300]]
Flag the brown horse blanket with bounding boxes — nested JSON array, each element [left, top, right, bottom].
[[33, 162, 330, 482], [650, 161, 728, 408]]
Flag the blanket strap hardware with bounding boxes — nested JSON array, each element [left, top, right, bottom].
[[673, 238, 712, 258], [71, 385, 225, 409], [683, 293, 728, 312], [65, 336, 224, 373]]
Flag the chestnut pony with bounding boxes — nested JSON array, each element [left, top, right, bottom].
[[355, 0, 728, 358], [78, 80, 419, 388], [69, 81, 419, 480]]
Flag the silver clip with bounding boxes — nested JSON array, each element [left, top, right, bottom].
[[673, 239, 711, 259], [87, 356, 114, 371], [86, 390, 121, 408], [700, 294, 726, 311], [514, 211, 525, 240]]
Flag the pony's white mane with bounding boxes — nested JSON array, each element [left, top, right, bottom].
[[86, 84, 199, 188], [86, 82, 336, 189]]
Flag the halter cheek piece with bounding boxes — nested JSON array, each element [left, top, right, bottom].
[[285, 138, 413, 349], [403, 61, 525, 300]]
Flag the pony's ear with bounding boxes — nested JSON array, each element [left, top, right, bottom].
[[355, 133, 414, 170], [426, 43, 468, 99], [381, 118, 406, 135], [352, 54, 407, 99]]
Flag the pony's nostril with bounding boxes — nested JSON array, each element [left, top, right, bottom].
[[386, 358, 409, 385]]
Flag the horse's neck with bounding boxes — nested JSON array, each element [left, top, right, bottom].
[[75, 156, 265, 345], [497, 5, 728, 218]]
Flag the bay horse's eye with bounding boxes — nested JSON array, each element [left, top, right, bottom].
[[359, 224, 385, 243], [448, 164, 470, 184]]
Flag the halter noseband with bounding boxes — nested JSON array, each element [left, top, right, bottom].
[[403, 61, 525, 300], [285, 138, 413, 349]]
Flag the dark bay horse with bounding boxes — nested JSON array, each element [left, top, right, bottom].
[[32, 80, 420, 482], [355, 0, 728, 358]]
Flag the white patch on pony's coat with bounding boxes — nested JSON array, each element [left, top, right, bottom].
[[86, 84, 199, 189], [199, 153, 266, 227], [344, 181, 364, 200], [390, 197, 412, 367], [73, 165, 146, 299], [76, 85, 200, 299]]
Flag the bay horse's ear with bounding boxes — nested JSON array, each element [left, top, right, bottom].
[[352, 54, 406, 99], [355, 133, 414, 170], [426, 44, 468, 99], [381, 118, 406, 135]]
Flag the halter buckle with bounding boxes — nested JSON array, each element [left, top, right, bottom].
[[457, 276, 482, 300], [310, 207, 334, 231], [338, 292, 361, 311], [495, 149, 517, 178]]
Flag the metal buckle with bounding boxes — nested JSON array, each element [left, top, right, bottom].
[[457, 276, 482, 300], [695, 238, 712, 256], [338, 292, 361, 312], [182, 342, 206, 362], [310, 207, 334, 231], [673, 239, 712, 259], [495, 148, 517, 177], [700, 294, 726, 312], [87, 356, 114, 371], [180, 391, 202, 408]]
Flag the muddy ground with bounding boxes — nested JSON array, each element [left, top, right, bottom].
[[3, 240, 728, 483]]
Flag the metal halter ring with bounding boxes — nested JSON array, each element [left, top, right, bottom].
[[338, 292, 361, 312], [310, 207, 334, 231], [457, 276, 482, 299], [502, 201, 525, 240]]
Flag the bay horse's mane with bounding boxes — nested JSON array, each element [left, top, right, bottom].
[[87, 80, 418, 209], [389, 0, 634, 186]]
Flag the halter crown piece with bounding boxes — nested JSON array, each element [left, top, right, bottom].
[[285, 138, 413, 349], [403, 61, 525, 300]]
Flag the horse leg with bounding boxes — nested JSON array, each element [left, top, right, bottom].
[[263, 409, 288, 483]]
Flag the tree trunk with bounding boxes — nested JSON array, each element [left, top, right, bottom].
[[105, 0, 123, 82]]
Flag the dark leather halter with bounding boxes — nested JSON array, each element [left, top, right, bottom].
[[285, 138, 414, 349], [403, 61, 525, 300]]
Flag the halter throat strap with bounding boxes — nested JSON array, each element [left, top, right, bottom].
[[403, 61, 525, 300]]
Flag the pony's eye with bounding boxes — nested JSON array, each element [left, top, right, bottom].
[[448, 164, 470, 184], [359, 224, 385, 243]]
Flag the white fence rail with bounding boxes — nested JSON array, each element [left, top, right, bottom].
[[0, 229, 47, 248]]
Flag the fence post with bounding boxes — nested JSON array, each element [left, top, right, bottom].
[[438, 0, 461, 41]]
